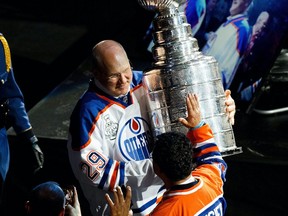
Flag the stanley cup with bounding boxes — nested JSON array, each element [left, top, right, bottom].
[[138, 0, 242, 156]]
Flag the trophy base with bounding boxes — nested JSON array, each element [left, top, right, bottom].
[[221, 147, 243, 157]]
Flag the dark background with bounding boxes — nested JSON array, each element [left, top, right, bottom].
[[1, 1, 288, 215]]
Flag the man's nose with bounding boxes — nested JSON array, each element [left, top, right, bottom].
[[119, 73, 127, 83]]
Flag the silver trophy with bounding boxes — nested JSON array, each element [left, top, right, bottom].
[[138, 0, 242, 156]]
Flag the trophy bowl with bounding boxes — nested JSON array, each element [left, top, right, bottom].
[[137, 0, 173, 11]]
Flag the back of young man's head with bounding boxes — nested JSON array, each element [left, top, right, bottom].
[[152, 131, 193, 182], [26, 181, 65, 216]]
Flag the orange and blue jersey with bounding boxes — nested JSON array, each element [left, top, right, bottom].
[[150, 124, 227, 216]]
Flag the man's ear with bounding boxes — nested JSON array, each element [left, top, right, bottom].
[[153, 161, 168, 182], [153, 161, 161, 176]]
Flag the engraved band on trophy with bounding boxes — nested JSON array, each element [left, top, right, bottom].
[[138, 0, 242, 156]]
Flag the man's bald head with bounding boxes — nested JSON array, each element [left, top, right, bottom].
[[91, 40, 133, 97], [92, 40, 128, 73]]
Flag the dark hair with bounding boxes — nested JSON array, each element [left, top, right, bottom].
[[152, 131, 193, 182], [28, 181, 65, 216]]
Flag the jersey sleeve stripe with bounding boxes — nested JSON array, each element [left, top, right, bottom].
[[193, 144, 220, 158], [193, 151, 222, 163], [99, 159, 113, 189], [119, 162, 125, 186], [109, 161, 120, 191]]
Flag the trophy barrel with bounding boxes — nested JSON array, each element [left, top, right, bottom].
[[139, 1, 242, 156]]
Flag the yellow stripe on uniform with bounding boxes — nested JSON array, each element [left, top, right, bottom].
[[0, 35, 11, 72]]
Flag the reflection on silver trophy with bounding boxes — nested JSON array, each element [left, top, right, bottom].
[[138, 0, 242, 156]]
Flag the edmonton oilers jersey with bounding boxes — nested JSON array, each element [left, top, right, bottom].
[[67, 70, 165, 216]]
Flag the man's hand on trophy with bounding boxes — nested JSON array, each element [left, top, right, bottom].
[[178, 93, 202, 129], [224, 89, 236, 125]]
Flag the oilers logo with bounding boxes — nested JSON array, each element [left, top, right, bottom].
[[117, 116, 152, 161]]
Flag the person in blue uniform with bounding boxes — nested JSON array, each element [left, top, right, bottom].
[[0, 33, 44, 208]]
